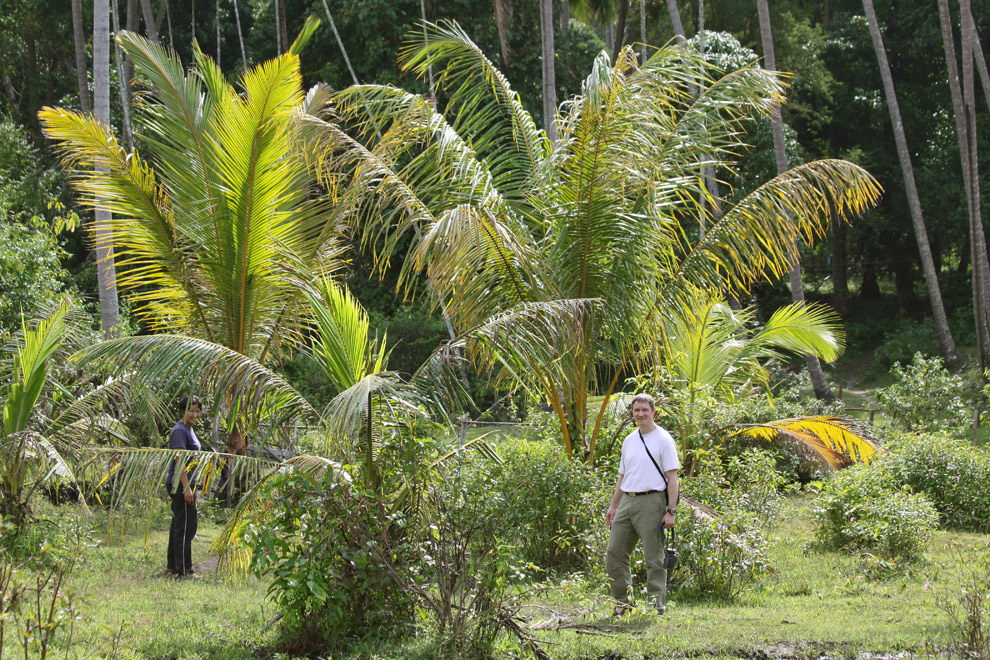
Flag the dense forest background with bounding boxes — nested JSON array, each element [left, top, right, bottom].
[[2, 0, 989, 409]]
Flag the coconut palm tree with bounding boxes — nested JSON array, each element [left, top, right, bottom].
[[93, 0, 120, 335], [39, 19, 344, 447], [861, 0, 962, 372], [308, 21, 881, 463], [756, 0, 832, 400]]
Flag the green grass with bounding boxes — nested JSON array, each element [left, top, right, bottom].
[[524, 494, 983, 659], [3, 494, 987, 659]]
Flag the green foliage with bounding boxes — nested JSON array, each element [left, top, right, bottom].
[[874, 321, 940, 368], [813, 463, 938, 562], [453, 436, 611, 572], [0, 221, 70, 334], [882, 432, 990, 533], [245, 468, 415, 647], [674, 508, 772, 602], [876, 353, 972, 435], [689, 449, 787, 522]]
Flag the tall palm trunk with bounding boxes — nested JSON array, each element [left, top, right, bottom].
[[862, 0, 962, 370], [640, 0, 647, 62], [72, 0, 90, 114], [937, 0, 990, 372], [758, 0, 832, 398], [612, 0, 629, 63], [94, 0, 119, 335], [233, 0, 248, 73], [215, 0, 221, 67], [494, 0, 511, 65], [962, 0, 987, 373], [540, 0, 557, 142], [665, 0, 686, 43], [276, 0, 289, 55], [139, 0, 157, 41]]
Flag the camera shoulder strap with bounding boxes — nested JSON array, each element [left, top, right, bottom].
[[638, 429, 669, 490]]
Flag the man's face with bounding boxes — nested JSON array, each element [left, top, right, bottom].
[[632, 402, 654, 426], [183, 404, 203, 426]]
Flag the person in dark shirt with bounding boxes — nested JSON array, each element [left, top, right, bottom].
[[164, 395, 203, 578]]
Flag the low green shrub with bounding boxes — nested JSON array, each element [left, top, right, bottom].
[[673, 507, 772, 601], [813, 463, 938, 562], [876, 353, 973, 435], [882, 431, 990, 533], [689, 449, 787, 522], [456, 436, 612, 572], [245, 469, 416, 648]]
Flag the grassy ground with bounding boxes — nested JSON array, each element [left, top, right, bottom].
[[4, 494, 986, 660]]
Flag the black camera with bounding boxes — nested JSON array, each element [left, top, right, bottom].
[[662, 527, 678, 570]]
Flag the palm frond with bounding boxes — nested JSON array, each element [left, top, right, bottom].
[[71, 335, 316, 430], [729, 416, 879, 469], [399, 20, 550, 205], [664, 160, 882, 300]]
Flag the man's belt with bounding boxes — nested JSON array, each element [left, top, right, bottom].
[[624, 489, 661, 496]]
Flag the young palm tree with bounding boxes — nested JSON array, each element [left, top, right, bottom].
[[40, 19, 342, 445], [309, 21, 881, 463], [655, 292, 875, 475], [0, 301, 129, 524]]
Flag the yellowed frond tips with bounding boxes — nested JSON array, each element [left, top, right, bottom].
[[730, 416, 879, 470]]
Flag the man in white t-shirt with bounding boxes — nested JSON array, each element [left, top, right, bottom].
[[605, 393, 680, 615]]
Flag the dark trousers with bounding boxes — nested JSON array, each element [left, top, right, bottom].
[[167, 490, 197, 575]]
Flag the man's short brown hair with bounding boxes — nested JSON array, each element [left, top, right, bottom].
[[630, 393, 656, 410]]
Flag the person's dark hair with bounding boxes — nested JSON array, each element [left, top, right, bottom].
[[177, 395, 203, 414]]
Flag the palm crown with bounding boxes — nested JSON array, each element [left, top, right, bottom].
[[311, 21, 882, 461]]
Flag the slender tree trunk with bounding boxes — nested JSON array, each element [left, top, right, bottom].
[[758, 0, 832, 398], [862, 0, 961, 370], [320, 0, 360, 86], [605, 22, 614, 54], [540, 0, 557, 143], [94, 0, 120, 335], [666, 0, 686, 42], [233, 0, 248, 73], [561, 0, 570, 38], [937, 0, 990, 372], [191, 0, 195, 45], [612, 0, 629, 63], [116, 0, 136, 150], [421, 0, 436, 102], [140, 0, 158, 41], [494, 0, 511, 65], [72, 0, 90, 114], [215, 0, 221, 67], [640, 0, 647, 62], [276, 0, 289, 55], [962, 0, 987, 374], [831, 215, 847, 314]]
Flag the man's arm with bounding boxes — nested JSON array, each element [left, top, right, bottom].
[[662, 468, 678, 528], [605, 474, 624, 526]]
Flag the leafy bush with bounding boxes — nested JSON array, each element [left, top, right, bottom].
[[673, 508, 772, 601], [876, 353, 972, 435], [874, 320, 939, 368], [245, 469, 416, 648], [813, 463, 938, 562], [689, 449, 787, 522], [882, 431, 990, 533], [455, 436, 612, 572]]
